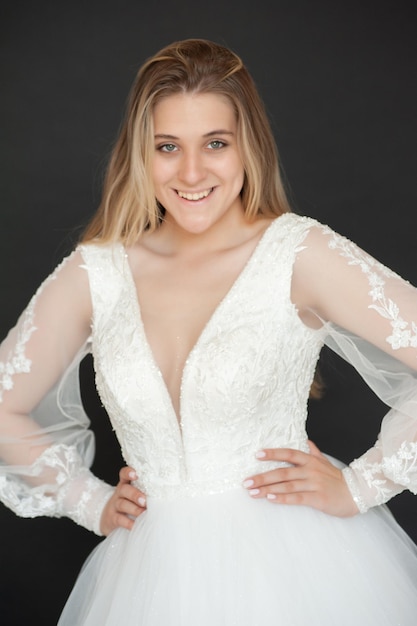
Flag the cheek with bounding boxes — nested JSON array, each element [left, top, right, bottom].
[[230, 153, 244, 180], [232, 162, 245, 192], [152, 157, 172, 187]]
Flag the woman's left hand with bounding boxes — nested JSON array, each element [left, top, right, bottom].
[[242, 440, 359, 518]]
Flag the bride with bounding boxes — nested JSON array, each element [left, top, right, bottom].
[[1, 38, 417, 624]]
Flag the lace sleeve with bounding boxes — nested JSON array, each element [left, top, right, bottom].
[[293, 220, 417, 512], [0, 250, 114, 535]]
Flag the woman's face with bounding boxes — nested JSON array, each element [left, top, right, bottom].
[[152, 92, 245, 236]]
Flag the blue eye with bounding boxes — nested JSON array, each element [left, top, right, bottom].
[[208, 140, 225, 149], [159, 143, 177, 152]]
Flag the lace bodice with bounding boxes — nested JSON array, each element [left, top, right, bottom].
[[1, 212, 417, 533], [81, 216, 325, 498]]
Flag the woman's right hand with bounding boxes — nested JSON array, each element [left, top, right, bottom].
[[100, 467, 147, 536]]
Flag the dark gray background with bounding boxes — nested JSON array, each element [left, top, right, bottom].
[[1, 1, 416, 623]]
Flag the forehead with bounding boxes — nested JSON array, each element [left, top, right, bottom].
[[152, 92, 236, 134]]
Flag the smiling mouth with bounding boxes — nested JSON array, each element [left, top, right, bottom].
[[176, 188, 214, 201]]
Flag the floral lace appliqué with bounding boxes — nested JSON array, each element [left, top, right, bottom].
[[0, 443, 113, 535], [0, 301, 35, 401], [382, 441, 417, 490], [349, 441, 417, 508], [0, 256, 71, 402], [322, 227, 417, 351]]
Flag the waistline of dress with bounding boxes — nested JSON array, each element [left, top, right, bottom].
[[134, 448, 310, 501]]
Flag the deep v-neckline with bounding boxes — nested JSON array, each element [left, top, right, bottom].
[[121, 217, 282, 425]]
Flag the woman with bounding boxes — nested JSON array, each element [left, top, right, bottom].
[[1, 38, 416, 624]]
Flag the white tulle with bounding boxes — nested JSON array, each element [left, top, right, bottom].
[[59, 487, 417, 626], [1, 212, 417, 623]]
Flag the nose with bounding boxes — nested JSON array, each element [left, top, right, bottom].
[[178, 149, 206, 185]]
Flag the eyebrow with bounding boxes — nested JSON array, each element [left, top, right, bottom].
[[154, 130, 235, 140]]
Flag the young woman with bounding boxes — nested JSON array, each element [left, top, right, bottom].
[[1, 38, 416, 625]]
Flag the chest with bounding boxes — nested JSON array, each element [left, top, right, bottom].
[[84, 215, 324, 425], [91, 246, 323, 436], [127, 244, 263, 393]]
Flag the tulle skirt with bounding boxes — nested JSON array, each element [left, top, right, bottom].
[[58, 486, 417, 625]]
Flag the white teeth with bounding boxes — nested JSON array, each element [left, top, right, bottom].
[[177, 188, 212, 200]]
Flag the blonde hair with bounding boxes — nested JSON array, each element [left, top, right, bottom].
[[82, 38, 291, 245]]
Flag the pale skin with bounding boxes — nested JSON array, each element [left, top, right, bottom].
[[100, 91, 358, 535]]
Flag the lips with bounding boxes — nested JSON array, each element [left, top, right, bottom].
[[176, 188, 214, 201]]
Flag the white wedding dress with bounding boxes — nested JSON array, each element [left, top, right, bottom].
[[1, 213, 417, 624]]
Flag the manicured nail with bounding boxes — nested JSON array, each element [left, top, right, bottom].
[[266, 494, 276, 500], [138, 497, 146, 507], [249, 489, 260, 496], [129, 470, 137, 480], [255, 450, 266, 458], [242, 479, 254, 488]]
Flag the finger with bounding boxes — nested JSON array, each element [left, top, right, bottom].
[[113, 512, 136, 532], [307, 440, 324, 458], [265, 491, 323, 508], [119, 466, 137, 483], [116, 497, 144, 518], [243, 465, 309, 491], [117, 483, 147, 507], [247, 475, 317, 499], [244, 460, 340, 497], [116, 468, 147, 508], [256, 448, 311, 466], [267, 476, 318, 496], [102, 515, 135, 535], [101, 493, 146, 535], [243, 449, 339, 500]]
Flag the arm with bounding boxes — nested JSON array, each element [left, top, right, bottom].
[[245, 221, 417, 515], [0, 250, 114, 534], [295, 223, 417, 510]]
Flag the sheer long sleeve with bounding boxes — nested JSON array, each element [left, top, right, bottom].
[[0, 250, 114, 535], [293, 219, 417, 513]]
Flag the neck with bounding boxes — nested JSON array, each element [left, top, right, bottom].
[[157, 206, 255, 256]]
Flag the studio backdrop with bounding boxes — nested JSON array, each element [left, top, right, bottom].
[[1, 1, 416, 624]]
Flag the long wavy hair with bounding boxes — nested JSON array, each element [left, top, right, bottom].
[[81, 39, 323, 397], [81, 38, 291, 245]]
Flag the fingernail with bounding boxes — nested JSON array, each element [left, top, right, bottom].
[[242, 479, 254, 488], [129, 471, 137, 480], [255, 450, 266, 458], [266, 494, 276, 500], [138, 497, 146, 507], [249, 489, 260, 496]]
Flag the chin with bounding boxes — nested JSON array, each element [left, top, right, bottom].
[[172, 213, 216, 234]]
